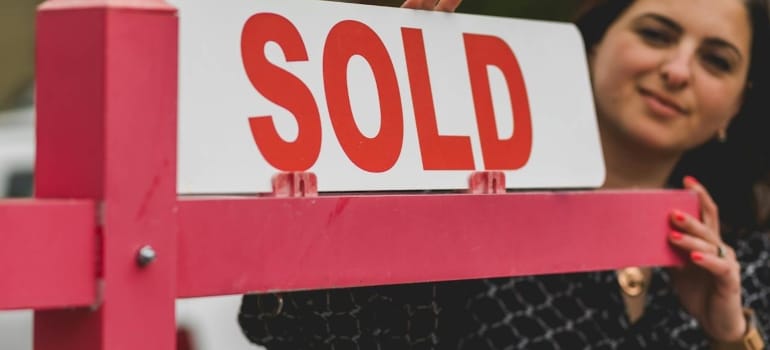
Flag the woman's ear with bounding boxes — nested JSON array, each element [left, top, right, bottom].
[[587, 45, 598, 60], [740, 80, 753, 106], [727, 80, 752, 121]]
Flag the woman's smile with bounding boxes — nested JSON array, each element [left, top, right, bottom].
[[638, 87, 690, 119]]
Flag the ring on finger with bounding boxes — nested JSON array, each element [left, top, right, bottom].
[[716, 244, 726, 258]]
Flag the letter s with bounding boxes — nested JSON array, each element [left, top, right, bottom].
[[242, 13, 322, 171]]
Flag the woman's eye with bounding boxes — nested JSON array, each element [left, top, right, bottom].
[[702, 53, 732, 72], [638, 28, 673, 45]]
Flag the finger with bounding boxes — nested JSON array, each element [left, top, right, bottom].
[[690, 251, 741, 292], [434, 0, 462, 12], [669, 230, 722, 256], [401, 0, 435, 10], [683, 176, 720, 233], [670, 210, 720, 244], [669, 231, 736, 261]]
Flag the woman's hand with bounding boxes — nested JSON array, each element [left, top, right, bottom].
[[401, 0, 462, 12], [668, 176, 746, 342]]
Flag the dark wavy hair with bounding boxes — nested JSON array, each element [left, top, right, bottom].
[[575, 0, 770, 232]]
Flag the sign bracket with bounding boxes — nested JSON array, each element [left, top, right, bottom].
[[468, 171, 506, 194]]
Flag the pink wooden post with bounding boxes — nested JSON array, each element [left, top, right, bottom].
[[34, 0, 178, 348]]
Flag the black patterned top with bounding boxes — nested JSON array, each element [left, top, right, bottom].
[[238, 232, 770, 349]]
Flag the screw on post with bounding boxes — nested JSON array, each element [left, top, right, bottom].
[[136, 245, 157, 267]]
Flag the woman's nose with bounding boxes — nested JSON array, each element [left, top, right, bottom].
[[660, 49, 694, 90]]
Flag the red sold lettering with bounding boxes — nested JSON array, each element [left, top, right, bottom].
[[324, 21, 404, 173], [241, 13, 322, 171], [464, 33, 532, 170], [242, 15, 533, 175], [402, 28, 475, 170]]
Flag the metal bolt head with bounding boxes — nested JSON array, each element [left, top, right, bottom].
[[137, 245, 157, 267]]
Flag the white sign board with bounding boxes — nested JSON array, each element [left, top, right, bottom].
[[174, 0, 605, 194]]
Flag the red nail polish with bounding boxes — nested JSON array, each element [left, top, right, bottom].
[[670, 231, 683, 240], [673, 211, 686, 222], [691, 251, 703, 261], [683, 175, 699, 187]]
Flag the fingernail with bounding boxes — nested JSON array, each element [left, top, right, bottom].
[[683, 175, 699, 187], [670, 231, 683, 240], [672, 211, 686, 222], [691, 251, 703, 261]]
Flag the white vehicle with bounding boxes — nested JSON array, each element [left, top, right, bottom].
[[0, 106, 259, 350], [0, 106, 34, 198]]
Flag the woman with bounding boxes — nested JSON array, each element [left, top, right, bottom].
[[239, 0, 770, 348]]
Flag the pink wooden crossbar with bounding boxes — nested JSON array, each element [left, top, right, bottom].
[[0, 191, 697, 309], [0, 0, 700, 349], [0, 191, 697, 308], [0, 200, 96, 310], [177, 191, 695, 298]]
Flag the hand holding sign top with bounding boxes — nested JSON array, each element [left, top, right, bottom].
[[401, 0, 462, 12]]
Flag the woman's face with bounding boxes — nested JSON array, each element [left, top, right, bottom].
[[590, 0, 752, 154]]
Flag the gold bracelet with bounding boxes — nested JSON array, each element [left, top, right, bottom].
[[711, 308, 766, 350]]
